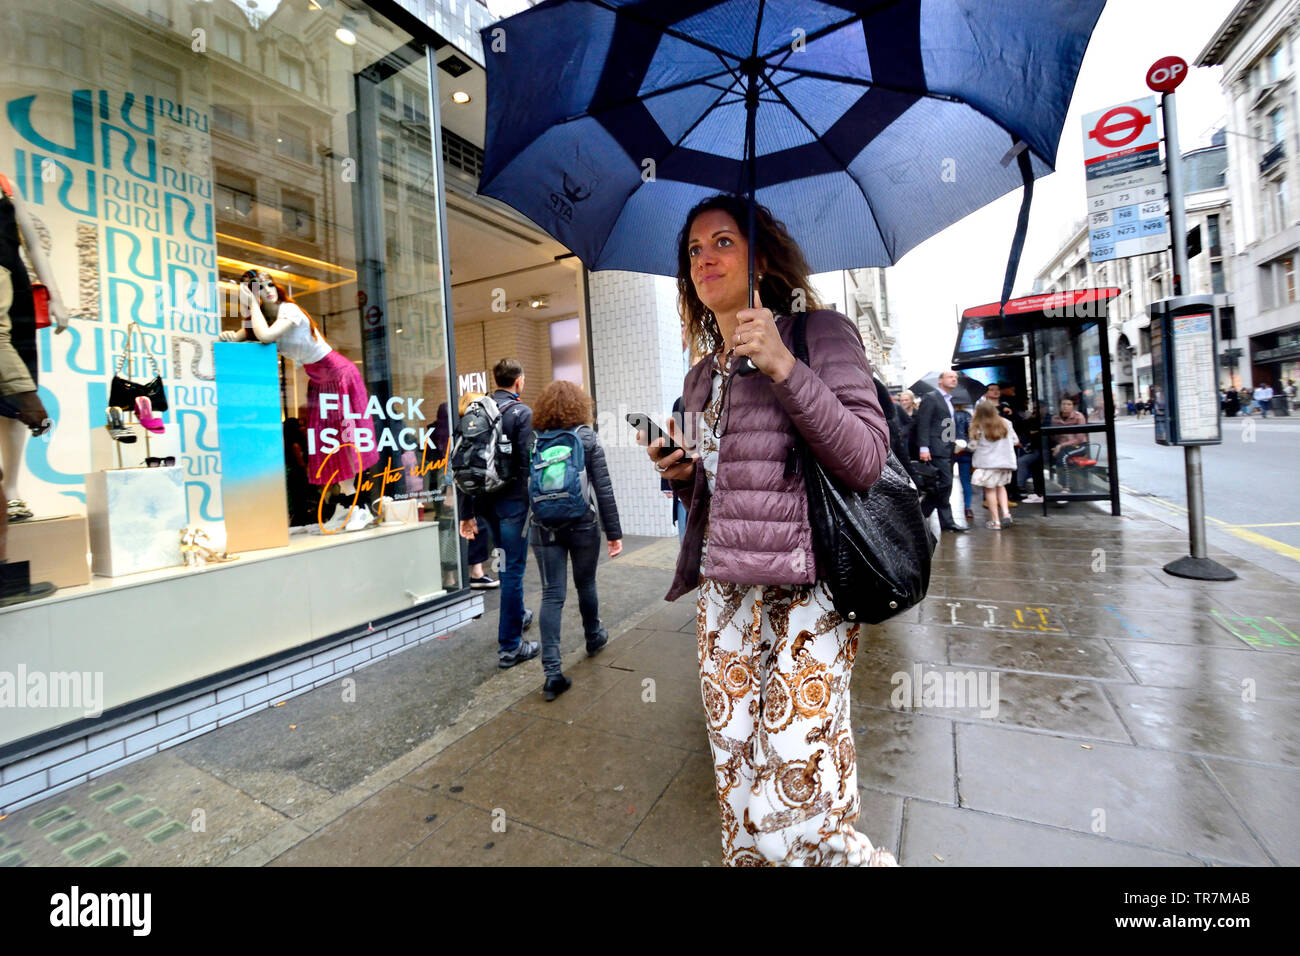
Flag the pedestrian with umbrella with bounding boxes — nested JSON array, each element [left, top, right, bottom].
[[653, 192, 896, 865], [479, 0, 1105, 867]]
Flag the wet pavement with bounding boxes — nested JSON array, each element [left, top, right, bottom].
[[2, 502, 1297, 867]]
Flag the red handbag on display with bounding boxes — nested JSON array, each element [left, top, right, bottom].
[[32, 282, 50, 328]]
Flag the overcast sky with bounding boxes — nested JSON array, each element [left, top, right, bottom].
[[889, 0, 1242, 384]]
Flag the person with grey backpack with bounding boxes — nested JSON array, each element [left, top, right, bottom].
[[456, 359, 537, 668], [526, 380, 622, 701]]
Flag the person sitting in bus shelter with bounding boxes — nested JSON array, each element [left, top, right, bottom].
[[1050, 397, 1089, 493]]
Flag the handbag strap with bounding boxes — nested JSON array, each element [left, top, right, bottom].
[[114, 322, 163, 379]]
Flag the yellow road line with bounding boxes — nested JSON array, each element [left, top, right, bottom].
[[1223, 522, 1300, 528], [1120, 485, 1295, 561], [1223, 526, 1300, 561]]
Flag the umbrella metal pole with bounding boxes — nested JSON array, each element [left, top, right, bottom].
[[737, 62, 760, 376]]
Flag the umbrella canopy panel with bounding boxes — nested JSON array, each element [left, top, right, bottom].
[[480, 0, 1105, 276]]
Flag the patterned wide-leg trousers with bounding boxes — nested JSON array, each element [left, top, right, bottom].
[[696, 576, 896, 866]]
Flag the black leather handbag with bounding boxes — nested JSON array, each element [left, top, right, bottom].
[[109, 322, 168, 412], [792, 314, 935, 624]]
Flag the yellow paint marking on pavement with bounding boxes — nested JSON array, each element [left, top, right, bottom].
[[1222, 522, 1300, 528]]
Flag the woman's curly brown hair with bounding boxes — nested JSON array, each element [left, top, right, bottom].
[[532, 380, 594, 431], [676, 194, 823, 357]]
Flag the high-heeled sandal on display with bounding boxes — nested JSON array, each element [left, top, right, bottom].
[[180, 527, 238, 567], [105, 406, 137, 443], [134, 396, 165, 434]]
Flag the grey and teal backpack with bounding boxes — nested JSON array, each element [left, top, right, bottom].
[[528, 428, 593, 527]]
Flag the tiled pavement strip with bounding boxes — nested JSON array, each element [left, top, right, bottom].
[[2, 502, 1297, 867]]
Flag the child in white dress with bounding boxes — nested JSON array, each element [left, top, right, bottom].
[[968, 402, 1017, 529]]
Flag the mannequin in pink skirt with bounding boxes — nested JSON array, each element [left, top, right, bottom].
[[220, 270, 379, 531]]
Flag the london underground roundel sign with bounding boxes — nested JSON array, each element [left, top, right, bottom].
[[1147, 56, 1188, 93]]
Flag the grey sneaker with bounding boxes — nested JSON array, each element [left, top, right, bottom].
[[499, 640, 540, 669], [522, 608, 535, 632]]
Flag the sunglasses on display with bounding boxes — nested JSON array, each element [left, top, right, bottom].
[[146, 456, 176, 468]]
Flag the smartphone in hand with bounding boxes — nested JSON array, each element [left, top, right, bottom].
[[626, 412, 693, 464]]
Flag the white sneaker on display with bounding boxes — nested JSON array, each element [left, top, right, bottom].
[[342, 504, 375, 533]]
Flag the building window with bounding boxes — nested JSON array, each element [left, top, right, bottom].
[[1207, 213, 1221, 254], [214, 181, 254, 220], [1271, 107, 1286, 145], [144, 0, 171, 27], [1269, 44, 1285, 82], [211, 100, 251, 139], [402, 86, 428, 125], [1260, 252, 1297, 310], [1271, 177, 1290, 231], [211, 21, 244, 63], [280, 191, 316, 241], [130, 54, 180, 103], [1211, 259, 1226, 294], [277, 117, 312, 164], [380, 88, 397, 113], [279, 55, 305, 92]]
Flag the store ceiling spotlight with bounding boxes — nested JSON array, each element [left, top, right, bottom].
[[335, 14, 358, 45], [529, 296, 548, 309], [451, 90, 471, 105]]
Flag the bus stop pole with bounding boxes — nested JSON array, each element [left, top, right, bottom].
[[1161, 90, 1234, 580]]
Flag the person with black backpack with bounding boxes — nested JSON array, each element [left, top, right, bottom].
[[526, 380, 622, 701], [454, 359, 538, 668]]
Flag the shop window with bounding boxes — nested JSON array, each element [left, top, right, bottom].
[[277, 117, 312, 164], [279, 55, 305, 93], [0, 0, 461, 672]]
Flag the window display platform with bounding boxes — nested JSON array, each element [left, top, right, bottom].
[[1, 515, 454, 611], [0, 519, 465, 751]]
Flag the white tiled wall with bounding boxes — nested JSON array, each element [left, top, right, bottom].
[[589, 271, 687, 537], [0, 594, 484, 814]]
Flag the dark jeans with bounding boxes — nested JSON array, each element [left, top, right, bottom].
[[929, 455, 956, 526], [1017, 448, 1044, 496], [478, 496, 529, 658], [955, 454, 973, 511], [530, 516, 605, 678], [467, 522, 493, 567]]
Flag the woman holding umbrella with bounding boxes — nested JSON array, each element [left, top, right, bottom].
[[646, 195, 896, 867]]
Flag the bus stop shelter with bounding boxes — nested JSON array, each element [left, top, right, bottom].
[[955, 289, 1122, 516]]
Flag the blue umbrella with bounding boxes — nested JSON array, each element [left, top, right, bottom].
[[479, 0, 1105, 288]]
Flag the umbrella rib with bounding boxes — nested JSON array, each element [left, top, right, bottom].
[[757, 72, 891, 260], [768, 63, 962, 105]]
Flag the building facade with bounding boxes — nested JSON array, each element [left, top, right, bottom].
[[1033, 140, 1235, 405], [1198, 0, 1300, 392]]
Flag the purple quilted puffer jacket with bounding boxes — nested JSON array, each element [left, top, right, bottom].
[[665, 309, 889, 601]]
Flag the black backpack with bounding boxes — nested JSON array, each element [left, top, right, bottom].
[[450, 396, 517, 496]]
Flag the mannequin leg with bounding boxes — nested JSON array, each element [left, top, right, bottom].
[[339, 478, 356, 496], [0, 417, 24, 504]]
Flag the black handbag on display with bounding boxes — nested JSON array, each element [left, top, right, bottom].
[[109, 322, 168, 412], [792, 313, 936, 625]]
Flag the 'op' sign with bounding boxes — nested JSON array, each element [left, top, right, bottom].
[[1147, 56, 1189, 94], [1082, 96, 1167, 264]]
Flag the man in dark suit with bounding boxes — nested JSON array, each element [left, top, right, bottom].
[[914, 369, 967, 532]]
